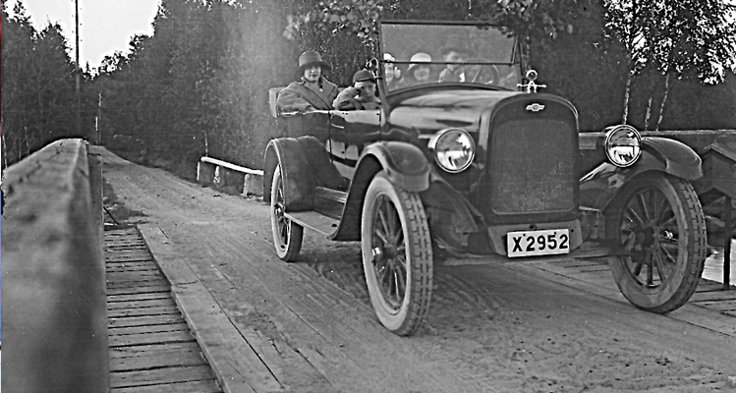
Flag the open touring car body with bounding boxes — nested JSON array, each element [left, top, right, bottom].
[[264, 20, 707, 335]]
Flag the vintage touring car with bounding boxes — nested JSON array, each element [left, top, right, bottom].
[[264, 20, 707, 335]]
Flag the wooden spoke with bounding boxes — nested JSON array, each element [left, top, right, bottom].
[[653, 251, 668, 283]]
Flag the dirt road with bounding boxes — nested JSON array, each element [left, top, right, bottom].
[[101, 149, 736, 393]]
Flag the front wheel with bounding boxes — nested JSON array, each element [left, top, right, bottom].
[[606, 173, 707, 313], [270, 165, 303, 261], [361, 172, 433, 336]]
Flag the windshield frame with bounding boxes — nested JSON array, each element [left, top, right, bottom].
[[376, 19, 523, 101]]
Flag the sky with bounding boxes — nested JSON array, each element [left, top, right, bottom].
[[8, 0, 161, 68]]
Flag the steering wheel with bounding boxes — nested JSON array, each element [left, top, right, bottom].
[[467, 64, 500, 85]]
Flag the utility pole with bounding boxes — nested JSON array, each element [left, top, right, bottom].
[[96, 93, 101, 144], [75, 0, 81, 138]]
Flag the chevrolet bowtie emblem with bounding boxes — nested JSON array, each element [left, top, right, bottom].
[[526, 103, 545, 112]]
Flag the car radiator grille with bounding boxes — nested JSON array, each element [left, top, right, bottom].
[[489, 118, 576, 214]]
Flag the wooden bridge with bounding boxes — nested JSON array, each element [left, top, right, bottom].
[[1, 140, 223, 393], [106, 225, 222, 393], [2, 134, 735, 392]]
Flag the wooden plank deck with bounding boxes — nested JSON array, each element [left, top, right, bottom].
[[106, 226, 223, 393], [541, 255, 736, 316]]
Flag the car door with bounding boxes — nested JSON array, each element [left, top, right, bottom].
[[327, 109, 382, 179]]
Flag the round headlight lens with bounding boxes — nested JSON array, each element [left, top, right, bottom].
[[605, 124, 641, 167], [429, 128, 476, 173]]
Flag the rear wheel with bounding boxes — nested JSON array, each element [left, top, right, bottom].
[[361, 172, 433, 336], [607, 173, 707, 313], [270, 166, 303, 261]]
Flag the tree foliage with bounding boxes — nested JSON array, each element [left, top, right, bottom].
[[601, 0, 736, 128], [1, 1, 89, 168], [604, 0, 736, 82], [91, 0, 302, 173]]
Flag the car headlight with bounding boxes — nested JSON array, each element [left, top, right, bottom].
[[604, 124, 641, 168], [428, 128, 476, 173]]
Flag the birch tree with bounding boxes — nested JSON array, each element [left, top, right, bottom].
[[604, 0, 736, 128]]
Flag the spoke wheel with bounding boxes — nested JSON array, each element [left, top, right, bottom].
[[270, 165, 303, 261], [607, 173, 706, 313], [361, 172, 432, 336]]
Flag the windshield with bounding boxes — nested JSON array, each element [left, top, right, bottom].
[[379, 22, 521, 92]]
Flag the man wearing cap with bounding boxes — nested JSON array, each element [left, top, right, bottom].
[[276, 50, 340, 113], [332, 69, 382, 110]]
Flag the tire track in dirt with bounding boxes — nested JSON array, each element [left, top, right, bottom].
[[299, 254, 732, 392], [165, 223, 489, 393]]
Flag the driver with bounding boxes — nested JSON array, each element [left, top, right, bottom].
[[438, 46, 472, 83], [275, 50, 339, 113]]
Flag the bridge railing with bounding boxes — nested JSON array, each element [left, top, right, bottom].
[[1, 139, 108, 393], [196, 155, 264, 197]]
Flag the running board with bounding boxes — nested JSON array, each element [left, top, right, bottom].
[[285, 211, 339, 236]]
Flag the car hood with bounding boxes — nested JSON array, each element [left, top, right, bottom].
[[387, 88, 521, 134]]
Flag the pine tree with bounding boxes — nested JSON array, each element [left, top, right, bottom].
[[1, 1, 79, 166]]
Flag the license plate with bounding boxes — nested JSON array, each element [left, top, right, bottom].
[[507, 229, 570, 258]]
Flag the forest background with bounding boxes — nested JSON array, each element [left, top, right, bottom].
[[2, 0, 736, 178]]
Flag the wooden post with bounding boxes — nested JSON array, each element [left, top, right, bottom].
[[724, 196, 732, 290]]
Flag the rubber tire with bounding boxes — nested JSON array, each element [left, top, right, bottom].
[[361, 171, 433, 336], [270, 165, 304, 262], [606, 173, 707, 313]]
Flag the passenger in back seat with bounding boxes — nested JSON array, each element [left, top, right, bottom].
[[276, 50, 339, 114]]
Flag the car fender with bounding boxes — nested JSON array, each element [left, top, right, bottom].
[[641, 137, 702, 180], [419, 170, 487, 252], [359, 141, 431, 192], [330, 141, 431, 241], [580, 137, 702, 211], [263, 137, 320, 211]]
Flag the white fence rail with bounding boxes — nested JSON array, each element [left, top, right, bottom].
[[197, 156, 264, 196]]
